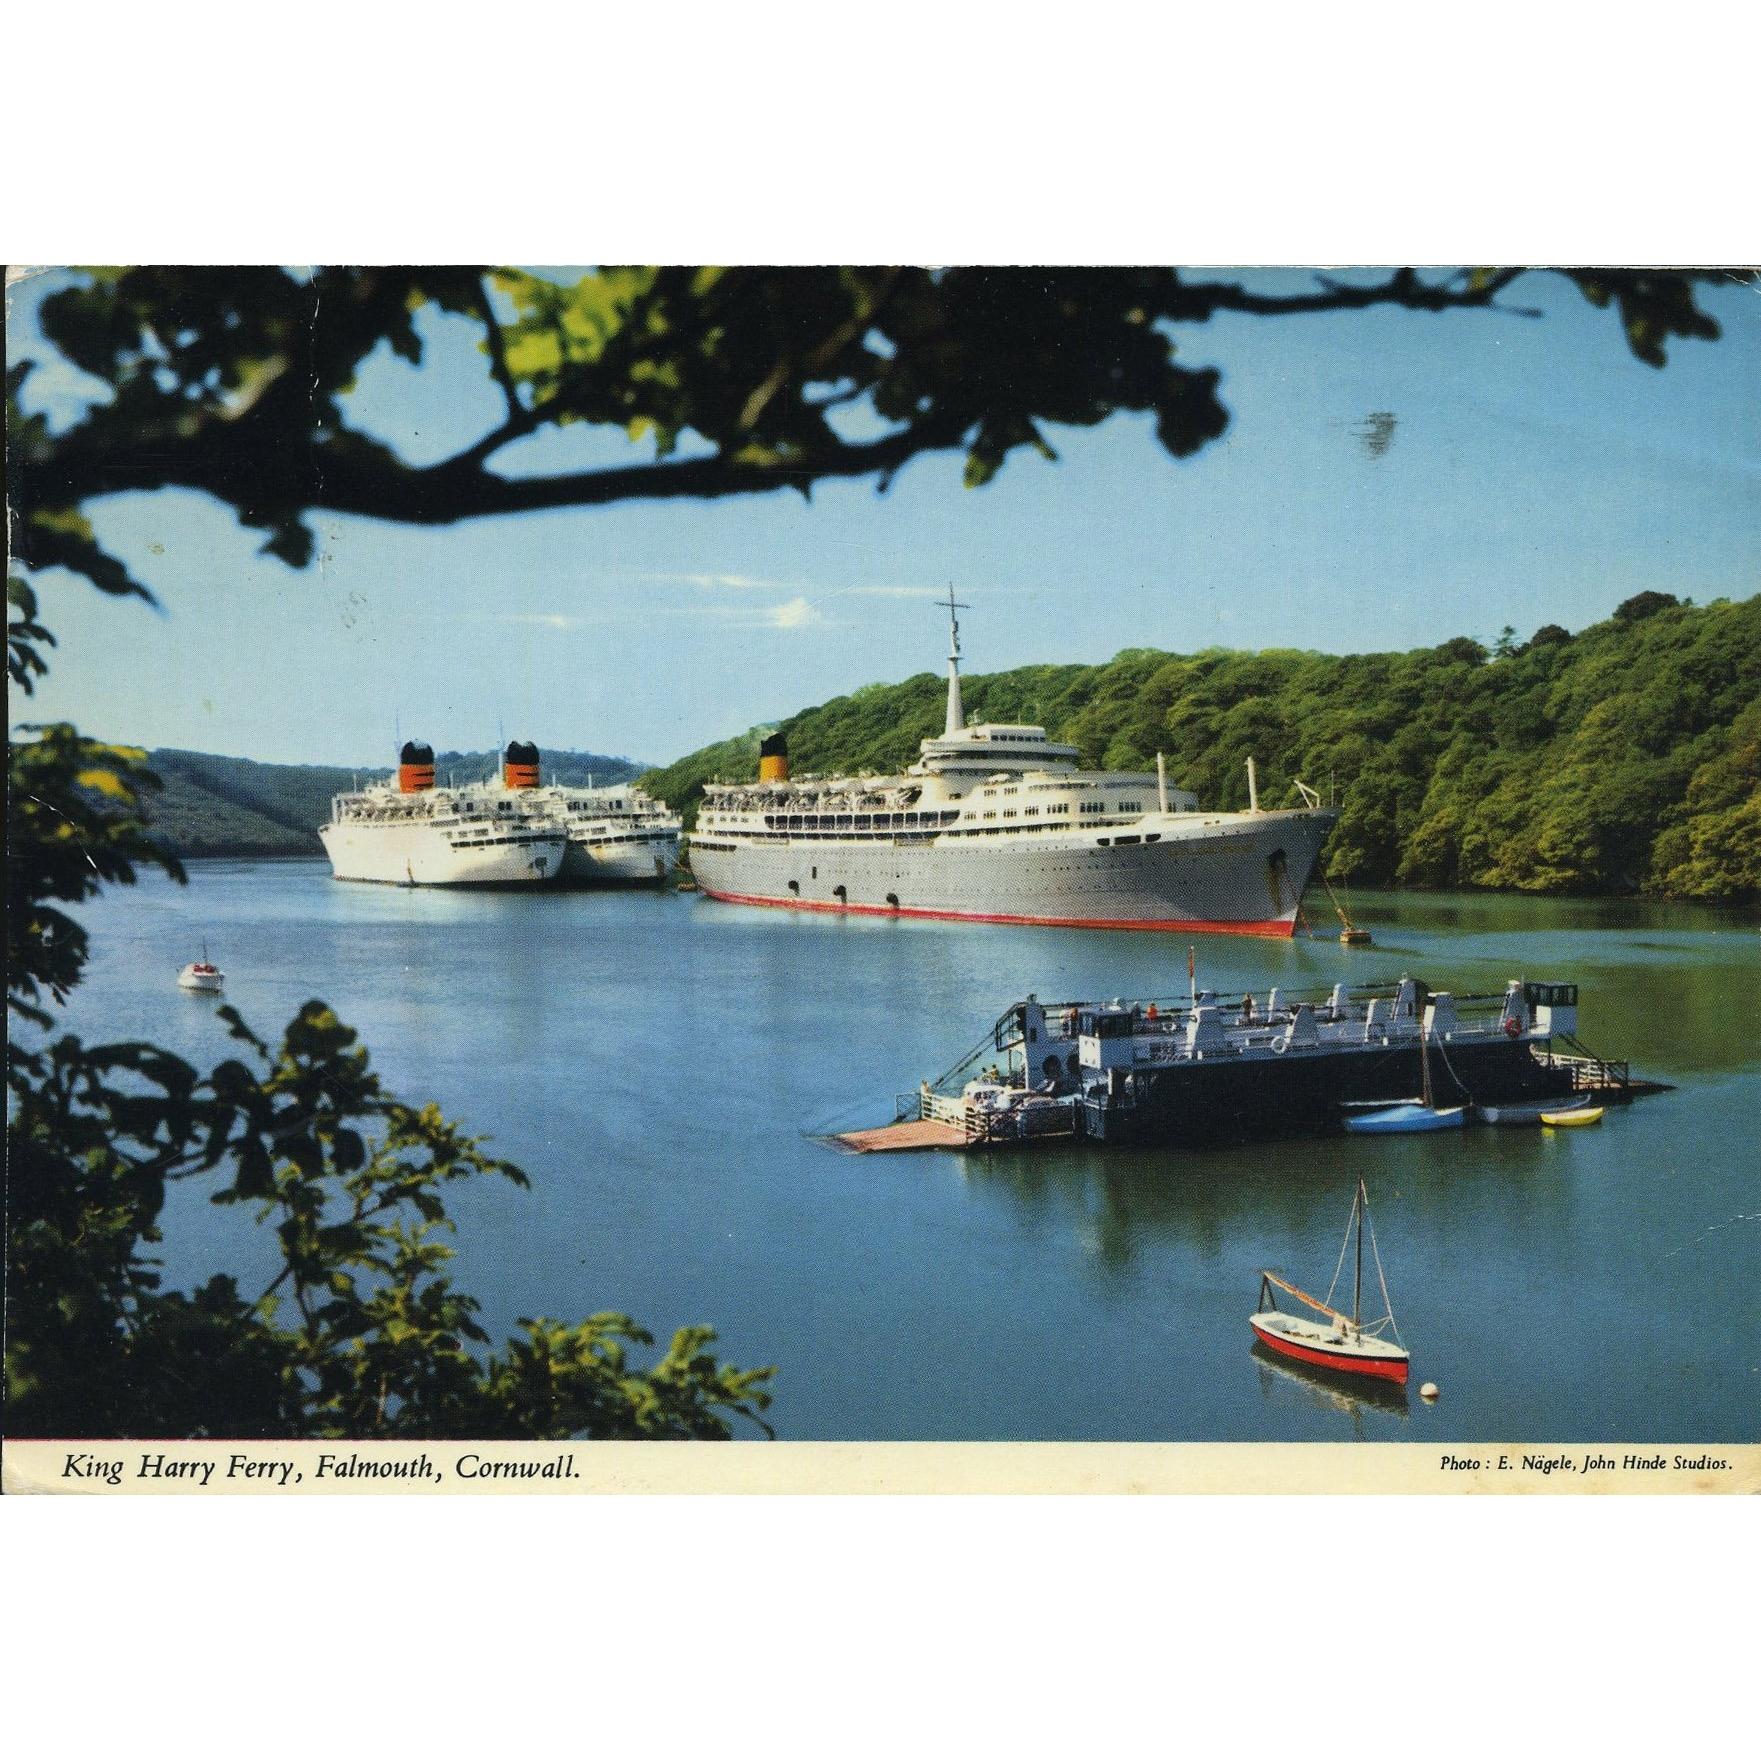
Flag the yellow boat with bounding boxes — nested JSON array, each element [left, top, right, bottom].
[[1542, 1105, 1604, 1127]]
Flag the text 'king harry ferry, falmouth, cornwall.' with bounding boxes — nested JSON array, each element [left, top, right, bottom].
[[689, 593, 1339, 935]]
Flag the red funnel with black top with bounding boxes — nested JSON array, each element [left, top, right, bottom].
[[503, 740, 541, 789], [398, 741, 435, 793]]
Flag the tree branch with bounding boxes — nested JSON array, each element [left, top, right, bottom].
[[26, 411, 974, 535], [1165, 266, 1534, 321], [473, 274, 522, 421]]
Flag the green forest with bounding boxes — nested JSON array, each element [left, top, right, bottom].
[[140, 747, 649, 858], [644, 591, 1761, 901]]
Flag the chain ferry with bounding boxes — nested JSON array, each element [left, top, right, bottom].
[[319, 741, 565, 886], [690, 594, 1339, 935], [875, 977, 1647, 1151]]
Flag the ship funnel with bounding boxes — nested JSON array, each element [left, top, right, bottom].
[[398, 740, 435, 793], [758, 732, 790, 783], [503, 740, 541, 789]]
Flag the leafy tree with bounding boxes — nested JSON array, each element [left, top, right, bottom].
[[5, 586, 773, 1440], [9, 267, 1725, 604], [1613, 590, 1682, 623]]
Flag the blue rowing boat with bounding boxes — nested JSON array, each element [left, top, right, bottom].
[[1343, 1102, 1468, 1134]]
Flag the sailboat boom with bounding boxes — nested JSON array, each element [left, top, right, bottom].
[[1258, 1270, 1355, 1329]]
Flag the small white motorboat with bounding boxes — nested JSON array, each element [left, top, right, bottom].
[[177, 945, 225, 992]]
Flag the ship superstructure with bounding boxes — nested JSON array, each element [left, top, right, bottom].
[[690, 595, 1340, 934]]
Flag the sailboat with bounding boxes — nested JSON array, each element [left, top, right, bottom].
[[1342, 1016, 1466, 1133], [1250, 1178, 1411, 1383]]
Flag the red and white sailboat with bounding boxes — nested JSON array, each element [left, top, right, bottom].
[[1250, 1178, 1410, 1384]]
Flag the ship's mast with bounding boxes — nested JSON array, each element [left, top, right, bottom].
[[942, 585, 971, 737]]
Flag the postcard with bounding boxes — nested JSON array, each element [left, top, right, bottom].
[[5, 265, 1757, 1494]]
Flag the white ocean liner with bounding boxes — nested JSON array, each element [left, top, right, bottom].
[[689, 597, 1340, 935], [457, 743, 681, 884], [319, 742, 565, 886], [553, 785, 681, 883]]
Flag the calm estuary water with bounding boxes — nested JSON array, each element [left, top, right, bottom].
[[53, 860, 1761, 1442]]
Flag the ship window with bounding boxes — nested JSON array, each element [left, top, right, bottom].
[[1097, 836, 1111, 846], [1115, 834, 1140, 846]]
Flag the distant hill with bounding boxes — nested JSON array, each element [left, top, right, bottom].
[[641, 592, 1761, 901], [142, 747, 649, 858]]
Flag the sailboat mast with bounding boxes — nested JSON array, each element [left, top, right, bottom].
[[1354, 1178, 1365, 1325]]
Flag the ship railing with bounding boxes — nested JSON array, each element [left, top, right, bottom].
[[914, 1084, 1078, 1145], [920, 1089, 974, 1129], [1535, 1049, 1632, 1094]]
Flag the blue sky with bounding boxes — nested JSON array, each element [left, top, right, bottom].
[[10, 268, 1759, 767]]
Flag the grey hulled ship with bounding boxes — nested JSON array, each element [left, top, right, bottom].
[[690, 595, 1339, 935]]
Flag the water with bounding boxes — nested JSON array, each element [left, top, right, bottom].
[[49, 860, 1761, 1442]]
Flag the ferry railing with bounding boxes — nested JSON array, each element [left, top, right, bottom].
[[915, 1084, 1079, 1145], [1536, 1049, 1632, 1095]]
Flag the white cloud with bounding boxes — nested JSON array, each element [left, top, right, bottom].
[[633, 573, 948, 604], [474, 611, 593, 630], [638, 570, 787, 591], [838, 585, 945, 600], [765, 596, 820, 629]]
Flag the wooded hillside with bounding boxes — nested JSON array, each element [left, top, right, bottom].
[[142, 747, 649, 857], [642, 593, 1760, 900]]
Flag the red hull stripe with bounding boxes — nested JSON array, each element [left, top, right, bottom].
[[697, 887, 1296, 939], [1250, 1320, 1410, 1383]]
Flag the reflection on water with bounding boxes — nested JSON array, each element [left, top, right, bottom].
[[1250, 1341, 1412, 1430], [46, 863, 1761, 1443]]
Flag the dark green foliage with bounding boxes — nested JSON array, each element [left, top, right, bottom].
[[7, 723, 183, 1025], [7, 1001, 775, 1439], [646, 596, 1761, 902], [1613, 591, 1682, 623], [138, 747, 650, 858]]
